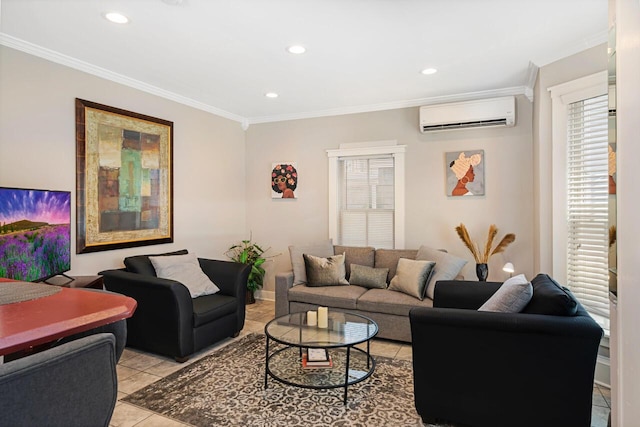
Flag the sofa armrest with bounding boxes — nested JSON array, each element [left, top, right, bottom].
[[198, 258, 251, 298], [275, 271, 294, 317], [100, 269, 194, 357], [433, 280, 502, 309]]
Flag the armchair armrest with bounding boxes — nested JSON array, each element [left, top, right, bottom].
[[198, 258, 251, 298], [99, 269, 194, 358], [275, 271, 294, 317], [433, 280, 502, 309]]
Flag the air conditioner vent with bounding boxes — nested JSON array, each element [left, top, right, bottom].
[[419, 96, 515, 133]]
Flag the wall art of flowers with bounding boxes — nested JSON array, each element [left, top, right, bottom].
[[271, 162, 298, 199]]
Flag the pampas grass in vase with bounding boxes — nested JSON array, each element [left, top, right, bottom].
[[455, 223, 516, 281]]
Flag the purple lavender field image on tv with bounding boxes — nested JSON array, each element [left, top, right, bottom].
[[0, 187, 71, 282]]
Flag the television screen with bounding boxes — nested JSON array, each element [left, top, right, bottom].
[[0, 187, 71, 282]]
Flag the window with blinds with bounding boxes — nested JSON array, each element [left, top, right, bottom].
[[566, 94, 610, 318], [338, 156, 394, 248]]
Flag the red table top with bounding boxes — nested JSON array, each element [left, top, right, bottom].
[[0, 278, 137, 356]]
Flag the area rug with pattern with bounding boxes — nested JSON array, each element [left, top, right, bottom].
[[123, 333, 434, 426]]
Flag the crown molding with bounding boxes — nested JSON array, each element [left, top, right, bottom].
[[0, 33, 246, 124], [530, 29, 607, 67], [247, 86, 528, 124], [524, 61, 539, 102]]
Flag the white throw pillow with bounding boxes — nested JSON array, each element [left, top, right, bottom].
[[415, 245, 468, 300], [388, 258, 436, 300], [288, 239, 334, 285], [478, 274, 533, 313], [149, 253, 220, 298]]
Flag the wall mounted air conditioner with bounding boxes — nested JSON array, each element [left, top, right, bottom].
[[419, 96, 516, 133]]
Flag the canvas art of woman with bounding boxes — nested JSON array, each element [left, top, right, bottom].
[[449, 152, 482, 196], [271, 163, 297, 198]]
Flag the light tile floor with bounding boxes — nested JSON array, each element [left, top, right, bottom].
[[110, 300, 611, 427]]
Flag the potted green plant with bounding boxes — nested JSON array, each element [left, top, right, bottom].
[[225, 237, 276, 304]]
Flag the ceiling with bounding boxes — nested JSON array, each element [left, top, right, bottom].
[[0, 0, 607, 125]]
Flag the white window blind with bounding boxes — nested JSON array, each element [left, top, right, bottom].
[[566, 94, 610, 318], [338, 156, 394, 248]]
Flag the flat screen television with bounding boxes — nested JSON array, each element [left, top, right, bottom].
[[0, 187, 71, 282]]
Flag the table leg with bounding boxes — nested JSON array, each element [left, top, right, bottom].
[[367, 339, 371, 369], [264, 335, 270, 389], [343, 346, 351, 405]]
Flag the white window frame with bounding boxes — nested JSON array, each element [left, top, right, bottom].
[[549, 71, 609, 329], [327, 141, 406, 249]]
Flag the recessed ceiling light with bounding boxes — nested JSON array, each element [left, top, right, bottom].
[[265, 92, 279, 98], [421, 68, 438, 75], [104, 12, 129, 24], [287, 45, 306, 54]]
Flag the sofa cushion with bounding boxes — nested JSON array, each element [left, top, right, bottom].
[[375, 249, 419, 282], [333, 245, 375, 279], [124, 249, 189, 276], [149, 253, 220, 298], [522, 274, 578, 316], [288, 284, 368, 310], [478, 274, 533, 313], [289, 240, 334, 285], [388, 259, 436, 300], [357, 288, 434, 316], [349, 264, 389, 289], [192, 293, 237, 327], [416, 245, 467, 300], [303, 253, 349, 286]]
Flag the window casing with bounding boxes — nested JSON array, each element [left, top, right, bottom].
[[327, 142, 406, 249]]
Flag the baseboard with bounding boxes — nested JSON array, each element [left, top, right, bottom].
[[255, 290, 274, 301]]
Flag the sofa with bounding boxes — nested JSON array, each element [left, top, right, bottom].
[[275, 242, 467, 342], [100, 250, 251, 361], [410, 275, 603, 427]]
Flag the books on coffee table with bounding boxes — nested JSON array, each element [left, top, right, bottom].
[[302, 348, 333, 368]]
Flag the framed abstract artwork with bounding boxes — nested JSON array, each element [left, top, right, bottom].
[[445, 150, 485, 197], [271, 162, 298, 199], [75, 99, 173, 253]]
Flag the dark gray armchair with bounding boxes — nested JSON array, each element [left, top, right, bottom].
[[410, 274, 603, 427], [100, 250, 251, 362], [0, 333, 117, 427]]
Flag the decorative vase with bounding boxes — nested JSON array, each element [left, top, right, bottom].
[[245, 289, 256, 305], [476, 263, 488, 281]]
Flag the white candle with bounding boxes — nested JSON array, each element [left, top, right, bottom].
[[307, 310, 317, 326], [318, 306, 328, 329]]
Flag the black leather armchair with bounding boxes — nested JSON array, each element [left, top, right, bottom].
[[100, 251, 250, 362], [410, 277, 603, 427]]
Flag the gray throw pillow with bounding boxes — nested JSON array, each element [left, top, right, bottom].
[[289, 240, 334, 284], [303, 253, 349, 287], [416, 245, 468, 300], [349, 264, 389, 289], [388, 258, 436, 300], [149, 253, 220, 298], [478, 274, 533, 313]]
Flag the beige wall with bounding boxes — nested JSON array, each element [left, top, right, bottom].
[[0, 46, 248, 275], [246, 97, 534, 294], [533, 43, 607, 274]]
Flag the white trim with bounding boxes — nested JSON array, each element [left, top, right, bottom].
[[327, 143, 407, 249], [0, 33, 246, 124], [548, 71, 607, 282], [255, 289, 275, 301], [531, 29, 608, 67], [524, 62, 539, 102]]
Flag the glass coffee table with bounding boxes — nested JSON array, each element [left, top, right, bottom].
[[264, 311, 378, 404]]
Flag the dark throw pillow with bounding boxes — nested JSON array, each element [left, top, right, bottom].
[[349, 264, 389, 289], [521, 273, 578, 316], [303, 253, 349, 287]]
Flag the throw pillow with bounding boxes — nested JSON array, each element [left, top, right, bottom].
[[388, 258, 436, 300], [416, 245, 467, 300], [478, 274, 533, 313], [303, 253, 349, 287], [521, 274, 579, 316], [289, 240, 334, 285], [349, 264, 389, 289], [124, 249, 189, 276], [149, 253, 220, 298]]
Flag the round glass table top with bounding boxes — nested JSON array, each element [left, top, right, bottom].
[[265, 311, 378, 348]]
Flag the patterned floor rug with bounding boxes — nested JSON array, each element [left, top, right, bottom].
[[123, 333, 430, 426]]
